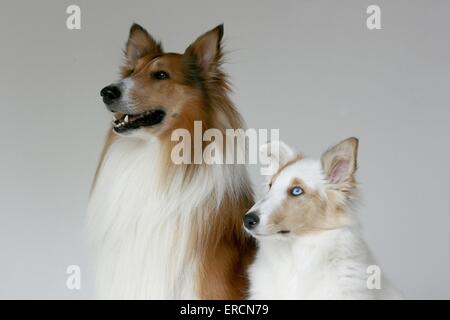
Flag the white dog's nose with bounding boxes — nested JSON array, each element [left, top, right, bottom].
[[244, 212, 260, 230]]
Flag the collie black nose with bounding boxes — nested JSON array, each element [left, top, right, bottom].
[[244, 212, 260, 230], [100, 85, 121, 106]]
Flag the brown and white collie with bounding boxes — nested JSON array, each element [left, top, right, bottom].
[[87, 23, 255, 299]]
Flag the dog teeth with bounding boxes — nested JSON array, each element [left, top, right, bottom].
[[112, 114, 131, 128], [113, 121, 123, 128]]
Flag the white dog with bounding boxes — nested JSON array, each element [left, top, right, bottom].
[[244, 138, 401, 299]]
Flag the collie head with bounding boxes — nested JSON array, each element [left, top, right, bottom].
[[244, 137, 359, 239], [99, 23, 243, 141]]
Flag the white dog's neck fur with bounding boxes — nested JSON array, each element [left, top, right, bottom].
[[249, 209, 402, 300], [249, 223, 383, 299], [87, 136, 248, 299]]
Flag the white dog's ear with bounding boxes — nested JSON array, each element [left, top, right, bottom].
[[321, 137, 359, 187], [259, 140, 296, 179]]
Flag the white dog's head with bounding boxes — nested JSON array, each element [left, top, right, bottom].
[[244, 137, 359, 239]]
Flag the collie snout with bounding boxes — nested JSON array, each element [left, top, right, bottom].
[[100, 79, 134, 114], [100, 80, 167, 134], [100, 84, 122, 107]]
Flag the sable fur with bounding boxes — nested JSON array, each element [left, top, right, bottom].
[[88, 23, 255, 299]]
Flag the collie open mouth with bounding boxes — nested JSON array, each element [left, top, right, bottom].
[[112, 109, 166, 133]]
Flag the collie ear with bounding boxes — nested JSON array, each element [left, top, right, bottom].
[[321, 137, 359, 187], [125, 23, 163, 69], [260, 140, 296, 178], [184, 24, 224, 77]]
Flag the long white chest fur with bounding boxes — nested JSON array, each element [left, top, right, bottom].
[[249, 229, 398, 300], [87, 137, 218, 299]]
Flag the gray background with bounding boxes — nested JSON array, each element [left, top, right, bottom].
[[0, 0, 449, 299]]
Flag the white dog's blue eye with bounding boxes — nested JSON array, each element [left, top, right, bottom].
[[290, 186, 303, 196]]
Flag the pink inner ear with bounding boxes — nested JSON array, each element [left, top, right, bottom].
[[130, 47, 142, 62], [329, 159, 350, 184], [201, 43, 215, 69]]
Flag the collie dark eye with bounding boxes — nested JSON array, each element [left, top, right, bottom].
[[268, 183, 272, 189], [152, 71, 169, 80], [290, 186, 303, 196]]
